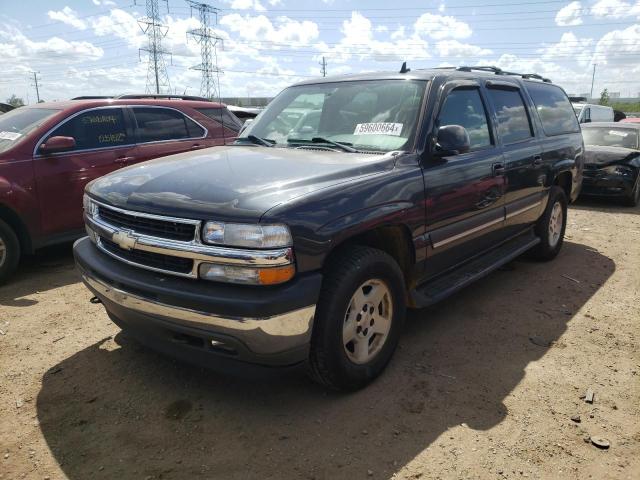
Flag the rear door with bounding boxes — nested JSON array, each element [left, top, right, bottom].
[[423, 81, 507, 277], [130, 106, 211, 162], [485, 82, 544, 235], [33, 107, 135, 235]]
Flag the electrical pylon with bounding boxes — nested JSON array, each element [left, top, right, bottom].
[[137, 0, 172, 94], [186, 1, 223, 100]]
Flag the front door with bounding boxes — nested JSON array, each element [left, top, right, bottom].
[[34, 107, 135, 235], [422, 83, 507, 280]]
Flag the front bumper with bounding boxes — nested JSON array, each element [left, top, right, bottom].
[[74, 237, 322, 367], [581, 171, 637, 198]]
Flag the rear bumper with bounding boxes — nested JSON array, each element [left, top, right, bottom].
[[73, 237, 322, 367]]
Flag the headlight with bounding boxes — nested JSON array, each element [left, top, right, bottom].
[[202, 222, 292, 248], [603, 165, 634, 176], [83, 194, 97, 217], [198, 263, 295, 285]]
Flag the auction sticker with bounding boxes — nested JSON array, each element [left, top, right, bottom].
[[0, 131, 22, 141], [609, 130, 629, 137], [354, 123, 403, 136]]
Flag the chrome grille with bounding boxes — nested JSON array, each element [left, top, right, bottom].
[[97, 205, 196, 241], [99, 236, 194, 274]]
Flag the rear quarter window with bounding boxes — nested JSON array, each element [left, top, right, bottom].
[[526, 83, 580, 136]]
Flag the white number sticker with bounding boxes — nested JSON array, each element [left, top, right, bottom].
[[354, 123, 403, 136], [0, 131, 22, 141], [608, 130, 629, 137]]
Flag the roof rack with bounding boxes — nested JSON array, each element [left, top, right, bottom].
[[71, 95, 115, 100], [455, 65, 552, 83], [115, 94, 213, 102]]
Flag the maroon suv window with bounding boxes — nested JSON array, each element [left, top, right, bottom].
[[132, 107, 205, 143], [44, 107, 132, 152]]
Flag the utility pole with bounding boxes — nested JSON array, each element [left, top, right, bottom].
[[590, 63, 597, 101], [31, 72, 41, 103], [137, 0, 171, 94], [319, 56, 327, 77], [186, 1, 223, 100]]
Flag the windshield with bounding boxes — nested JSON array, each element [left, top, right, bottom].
[[238, 79, 427, 152], [582, 127, 639, 149], [0, 107, 60, 153]]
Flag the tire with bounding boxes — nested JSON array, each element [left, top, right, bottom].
[[0, 219, 20, 285], [529, 186, 567, 261], [623, 173, 640, 207], [308, 246, 406, 391]]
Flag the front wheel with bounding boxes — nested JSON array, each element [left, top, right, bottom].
[[0, 219, 20, 284], [530, 186, 567, 261], [308, 246, 406, 391], [624, 173, 640, 207]]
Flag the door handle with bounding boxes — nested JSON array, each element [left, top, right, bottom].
[[190, 144, 202, 150], [115, 156, 135, 163], [492, 162, 505, 176], [532, 155, 543, 167]]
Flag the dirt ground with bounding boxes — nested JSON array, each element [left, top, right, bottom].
[[1, 199, 639, 480]]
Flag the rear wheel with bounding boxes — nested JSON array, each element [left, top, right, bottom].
[[308, 246, 406, 391], [530, 186, 567, 261], [0, 219, 20, 284]]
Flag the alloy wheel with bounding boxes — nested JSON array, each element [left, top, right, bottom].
[[548, 201, 563, 248], [342, 279, 393, 365]]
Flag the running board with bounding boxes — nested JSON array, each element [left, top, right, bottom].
[[410, 233, 540, 308]]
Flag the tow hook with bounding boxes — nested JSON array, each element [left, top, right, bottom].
[[89, 296, 102, 304]]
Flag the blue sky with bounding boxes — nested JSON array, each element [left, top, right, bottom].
[[1, 0, 639, 103]]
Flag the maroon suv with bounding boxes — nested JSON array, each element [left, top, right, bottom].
[[0, 95, 242, 282]]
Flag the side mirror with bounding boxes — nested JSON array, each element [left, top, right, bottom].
[[433, 125, 471, 157], [239, 118, 253, 135], [40, 136, 76, 153]]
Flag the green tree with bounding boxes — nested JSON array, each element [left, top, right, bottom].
[[6, 94, 25, 107], [599, 88, 610, 106]]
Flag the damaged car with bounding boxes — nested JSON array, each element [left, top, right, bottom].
[[581, 122, 640, 206]]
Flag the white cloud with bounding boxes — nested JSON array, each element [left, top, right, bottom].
[[435, 40, 492, 57], [0, 27, 103, 63], [315, 12, 430, 63], [555, 2, 583, 26], [541, 32, 593, 66], [90, 9, 143, 47], [268, 0, 282, 5], [591, 0, 640, 18], [47, 6, 87, 30], [92, 0, 117, 5], [592, 23, 640, 65], [227, 0, 266, 11], [220, 14, 319, 46], [413, 13, 472, 40]]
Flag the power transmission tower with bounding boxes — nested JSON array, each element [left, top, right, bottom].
[[31, 72, 41, 103], [319, 56, 327, 77], [137, 0, 172, 94], [186, 1, 223, 100]]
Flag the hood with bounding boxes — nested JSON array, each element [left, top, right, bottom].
[[584, 145, 639, 167], [88, 145, 397, 221]]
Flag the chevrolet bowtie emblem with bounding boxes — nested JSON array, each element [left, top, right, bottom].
[[112, 230, 137, 251]]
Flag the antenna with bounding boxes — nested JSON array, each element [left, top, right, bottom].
[[399, 62, 410, 74], [136, 0, 172, 94], [186, 1, 223, 100]]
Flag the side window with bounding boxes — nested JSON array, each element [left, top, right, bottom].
[[45, 108, 130, 151], [133, 107, 204, 143], [526, 83, 580, 136], [437, 88, 492, 150], [196, 108, 243, 133], [487, 88, 533, 144]]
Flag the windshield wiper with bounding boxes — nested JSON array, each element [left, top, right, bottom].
[[287, 137, 358, 153], [311, 137, 357, 152], [237, 135, 275, 147]]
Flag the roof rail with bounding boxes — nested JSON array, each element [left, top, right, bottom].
[[115, 93, 214, 102], [455, 66, 552, 83], [71, 95, 115, 100]]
